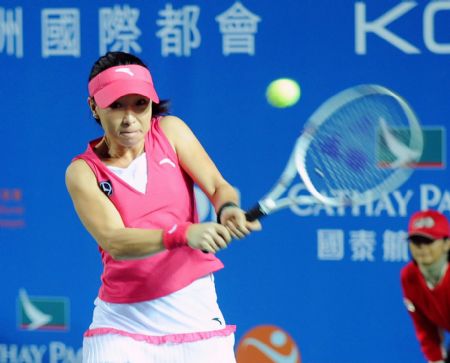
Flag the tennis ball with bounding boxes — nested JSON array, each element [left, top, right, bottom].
[[266, 78, 301, 108]]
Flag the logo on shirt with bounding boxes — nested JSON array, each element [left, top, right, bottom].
[[159, 157, 176, 168], [236, 325, 301, 363], [403, 298, 416, 313], [99, 180, 113, 197]]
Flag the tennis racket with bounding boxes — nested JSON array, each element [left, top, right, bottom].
[[245, 84, 424, 221]]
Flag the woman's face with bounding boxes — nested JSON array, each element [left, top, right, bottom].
[[409, 237, 449, 266], [94, 94, 152, 148]]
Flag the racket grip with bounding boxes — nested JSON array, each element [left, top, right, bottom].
[[245, 204, 267, 221]]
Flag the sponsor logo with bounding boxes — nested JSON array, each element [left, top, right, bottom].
[[403, 298, 416, 312], [287, 183, 450, 217], [17, 289, 69, 331], [377, 127, 445, 168], [236, 325, 301, 363], [212, 317, 223, 325], [413, 216, 435, 228], [115, 67, 134, 76], [99, 180, 113, 197], [377, 119, 422, 168], [0, 342, 81, 363], [167, 224, 178, 234], [159, 157, 176, 168], [355, 2, 450, 55]]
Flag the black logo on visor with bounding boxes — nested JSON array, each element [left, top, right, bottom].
[[99, 180, 113, 197]]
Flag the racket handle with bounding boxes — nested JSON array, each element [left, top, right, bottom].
[[245, 204, 267, 221]]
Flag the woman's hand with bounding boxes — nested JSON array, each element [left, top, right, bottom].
[[186, 223, 232, 254], [219, 206, 262, 239]]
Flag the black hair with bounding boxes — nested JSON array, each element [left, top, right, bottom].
[[88, 51, 170, 124]]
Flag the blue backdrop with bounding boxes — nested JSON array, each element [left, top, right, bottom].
[[1, 1, 449, 362]]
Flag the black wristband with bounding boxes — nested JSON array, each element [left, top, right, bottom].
[[216, 202, 239, 223]]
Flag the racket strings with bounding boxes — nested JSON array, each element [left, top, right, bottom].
[[302, 93, 418, 204]]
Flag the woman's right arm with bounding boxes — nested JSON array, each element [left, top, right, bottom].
[[65, 159, 231, 258], [65, 159, 166, 259]]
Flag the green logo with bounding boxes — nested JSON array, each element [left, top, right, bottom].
[[377, 126, 445, 168], [17, 289, 70, 331]]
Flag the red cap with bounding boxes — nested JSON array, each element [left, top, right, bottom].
[[88, 64, 159, 108], [408, 210, 450, 240]]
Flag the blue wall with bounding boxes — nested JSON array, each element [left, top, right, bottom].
[[1, 1, 449, 362]]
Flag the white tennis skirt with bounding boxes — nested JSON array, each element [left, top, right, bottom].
[[82, 274, 237, 363]]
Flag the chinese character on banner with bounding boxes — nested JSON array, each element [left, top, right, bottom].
[[382, 230, 409, 262], [0, 188, 25, 228], [41, 8, 80, 58], [317, 229, 345, 261], [0, 7, 23, 58], [99, 5, 142, 55], [0, 189, 22, 201], [216, 2, 261, 56], [156, 4, 201, 57], [349, 230, 376, 261]]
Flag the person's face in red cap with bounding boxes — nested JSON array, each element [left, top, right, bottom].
[[92, 94, 152, 150], [408, 235, 449, 267]]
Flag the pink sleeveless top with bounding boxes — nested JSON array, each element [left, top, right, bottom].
[[73, 117, 224, 303]]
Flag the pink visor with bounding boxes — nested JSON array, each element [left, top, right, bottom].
[[88, 64, 160, 108]]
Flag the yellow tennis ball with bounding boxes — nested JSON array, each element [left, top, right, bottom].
[[266, 78, 301, 108]]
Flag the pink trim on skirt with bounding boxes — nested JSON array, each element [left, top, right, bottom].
[[84, 325, 236, 345]]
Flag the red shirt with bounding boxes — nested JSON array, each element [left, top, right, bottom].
[[401, 261, 450, 361]]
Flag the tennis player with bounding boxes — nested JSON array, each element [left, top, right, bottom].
[[65, 51, 261, 363], [401, 210, 450, 363]]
